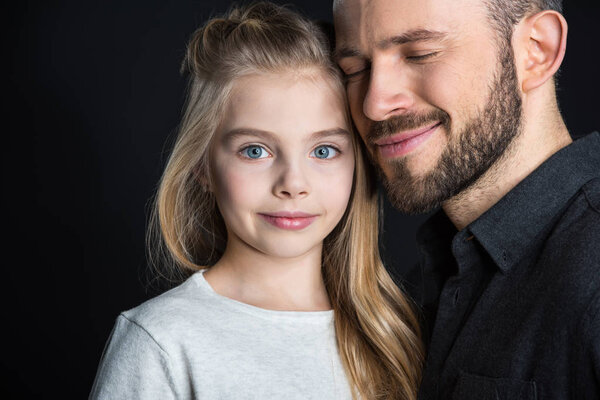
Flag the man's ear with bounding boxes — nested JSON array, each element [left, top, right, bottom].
[[515, 10, 568, 93]]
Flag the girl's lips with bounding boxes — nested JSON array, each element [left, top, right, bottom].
[[258, 212, 318, 230], [375, 122, 441, 158]]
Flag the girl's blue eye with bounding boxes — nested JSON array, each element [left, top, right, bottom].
[[241, 145, 269, 159], [311, 145, 338, 159]]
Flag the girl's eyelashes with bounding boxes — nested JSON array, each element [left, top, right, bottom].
[[239, 145, 271, 159], [310, 145, 340, 160]]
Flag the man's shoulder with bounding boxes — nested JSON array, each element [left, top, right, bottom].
[[537, 177, 600, 301], [582, 176, 600, 212], [548, 176, 600, 255]]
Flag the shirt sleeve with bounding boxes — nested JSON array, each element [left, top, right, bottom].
[[574, 292, 600, 398], [588, 295, 600, 389], [89, 315, 178, 400]]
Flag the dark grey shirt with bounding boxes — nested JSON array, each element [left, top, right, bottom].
[[410, 132, 600, 400]]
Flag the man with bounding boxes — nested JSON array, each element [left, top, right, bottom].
[[333, 0, 599, 399]]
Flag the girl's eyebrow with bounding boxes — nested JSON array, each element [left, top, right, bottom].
[[221, 128, 350, 143], [220, 128, 277, 144], [309, 128, 351, 143]]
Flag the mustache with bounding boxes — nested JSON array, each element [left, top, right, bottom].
[[366, 109, 450, 143]]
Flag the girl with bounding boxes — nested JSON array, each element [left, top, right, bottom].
[[90, 2, 423, 399]]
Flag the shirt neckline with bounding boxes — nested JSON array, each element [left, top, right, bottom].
[[191, 270, 335, 322]]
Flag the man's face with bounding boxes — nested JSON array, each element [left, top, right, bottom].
[[334, 0, 523, 213]]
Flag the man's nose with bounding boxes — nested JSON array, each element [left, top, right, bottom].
[[363, 60, 415, 121]]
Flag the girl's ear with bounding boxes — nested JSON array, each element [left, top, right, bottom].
[[513, 10, 568, 93]]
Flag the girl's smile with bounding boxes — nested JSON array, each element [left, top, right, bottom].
[[258, 211, 319, 230]]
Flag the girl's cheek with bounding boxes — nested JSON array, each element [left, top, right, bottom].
[[216, 166, 265, 202]]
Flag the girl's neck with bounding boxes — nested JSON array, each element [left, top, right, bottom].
[[203, 240, 331, 312]]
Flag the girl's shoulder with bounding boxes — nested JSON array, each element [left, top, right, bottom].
[[91, 272, 218, 399], [124, 272, 206, 317], [116, 271, 220, 347]]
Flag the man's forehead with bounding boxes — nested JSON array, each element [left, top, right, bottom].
[[333, 0, 366, 33], [334, 0, 485, 52], [333, 0, 363, 48]]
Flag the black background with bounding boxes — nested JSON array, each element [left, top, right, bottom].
[[4, 1, 599, 398]]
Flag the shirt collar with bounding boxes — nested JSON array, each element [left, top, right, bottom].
[[469, 132, 600, 272], [416, 208, 457, 249], [416, 208, 458, 277]]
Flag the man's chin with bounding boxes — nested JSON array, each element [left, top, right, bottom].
[[384, 183, 444, 214], [379, 167, 445, 215]]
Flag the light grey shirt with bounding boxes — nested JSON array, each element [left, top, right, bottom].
[[90, 271, 353, 399]]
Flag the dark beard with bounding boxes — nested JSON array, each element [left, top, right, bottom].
[[368, 42, 523, 214]]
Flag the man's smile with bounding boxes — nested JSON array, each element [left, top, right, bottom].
[[374, 122, 442, 158]]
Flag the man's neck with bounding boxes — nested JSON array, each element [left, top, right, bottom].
[[443, 114, 572, 231]]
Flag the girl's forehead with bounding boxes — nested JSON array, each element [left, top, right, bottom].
[[231, 69, 343, 98], [220, 72, 349, 137]]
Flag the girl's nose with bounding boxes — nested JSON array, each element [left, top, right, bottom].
[[272, 162, 310, 199]]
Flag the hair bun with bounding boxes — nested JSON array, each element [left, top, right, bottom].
[[181, 1, 329, 78]]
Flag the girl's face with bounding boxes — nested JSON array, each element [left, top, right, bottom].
[[210, 71, 355, 260]]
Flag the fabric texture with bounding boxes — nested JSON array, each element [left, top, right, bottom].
[[407, 132, 600, 400], [90, 271, 353, 399]]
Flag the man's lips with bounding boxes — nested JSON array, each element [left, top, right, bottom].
[[258, 212, 318, 230], [373, 122, 441, 158]]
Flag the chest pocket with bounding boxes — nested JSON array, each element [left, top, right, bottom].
[[452, 371, 537, 400]]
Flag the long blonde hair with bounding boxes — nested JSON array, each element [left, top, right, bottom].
[[148, 2, 424, 398]]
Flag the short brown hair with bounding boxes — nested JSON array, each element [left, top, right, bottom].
[[484, 0, 563, 39]]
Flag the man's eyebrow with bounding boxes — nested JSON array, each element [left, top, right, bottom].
[[377, 29, 447, 49], [335, 29, 447, 61], [334, 46, 362, 62]]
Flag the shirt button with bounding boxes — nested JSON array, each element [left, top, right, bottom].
[[453, 288, 461, 305]]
